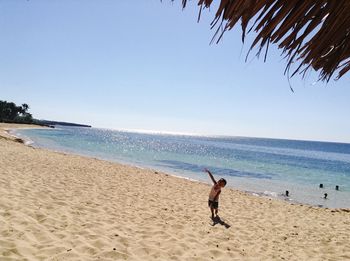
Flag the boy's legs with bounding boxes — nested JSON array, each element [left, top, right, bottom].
[[210, 207, 215, 219], [208, 200, 219, 218]]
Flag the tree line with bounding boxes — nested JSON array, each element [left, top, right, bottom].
[[0, 100, 34, 123]]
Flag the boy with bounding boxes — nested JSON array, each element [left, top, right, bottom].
[[204, 168, 227, 219]]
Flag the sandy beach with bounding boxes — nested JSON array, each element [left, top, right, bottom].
[[0, 123, 349, 260]]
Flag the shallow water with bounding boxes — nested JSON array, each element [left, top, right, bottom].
[[14, 126, 350, 208]]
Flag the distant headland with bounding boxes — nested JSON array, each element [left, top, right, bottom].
[[37, 120, 91, 128], [0, 100, 91, 128]]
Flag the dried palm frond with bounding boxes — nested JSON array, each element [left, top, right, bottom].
[[180, 0, 350, 81]]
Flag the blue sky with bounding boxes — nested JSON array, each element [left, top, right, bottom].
[[1, 0, 350, 142]]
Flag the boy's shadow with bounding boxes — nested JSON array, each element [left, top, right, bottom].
[[211, 215, 231, 229]]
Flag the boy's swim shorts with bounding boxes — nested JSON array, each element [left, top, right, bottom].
[[208, 200, 218, 209]]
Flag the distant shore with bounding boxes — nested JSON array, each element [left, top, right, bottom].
[[1, 123, 349, 260]]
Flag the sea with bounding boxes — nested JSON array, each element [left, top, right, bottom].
[[12, 126, 350, 209]]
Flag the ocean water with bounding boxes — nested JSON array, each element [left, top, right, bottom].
[[13, 127, 350, 208]]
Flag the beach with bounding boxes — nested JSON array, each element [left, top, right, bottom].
[[1, 123, 349, 260]]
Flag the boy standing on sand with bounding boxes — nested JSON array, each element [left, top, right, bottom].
[[204, 168, 227, 219]]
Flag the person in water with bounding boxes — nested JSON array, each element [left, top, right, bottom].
[[204, 168, 227, 219]]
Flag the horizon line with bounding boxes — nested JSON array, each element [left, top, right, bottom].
[[91, 126, 350, 145]]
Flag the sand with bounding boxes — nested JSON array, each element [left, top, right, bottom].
[[1, 123, 349, 260]]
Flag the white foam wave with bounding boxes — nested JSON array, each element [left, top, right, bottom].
[[8, 129, 35, 146]]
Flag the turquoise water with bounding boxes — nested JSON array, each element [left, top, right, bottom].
[[13, 127, 350, 208]]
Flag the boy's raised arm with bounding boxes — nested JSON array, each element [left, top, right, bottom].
[[204, 168, 217, 184]]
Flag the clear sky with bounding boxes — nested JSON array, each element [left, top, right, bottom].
[[1, 0, 350, 143]]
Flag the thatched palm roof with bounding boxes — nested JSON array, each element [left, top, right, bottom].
[[181, 0, 350, 82]]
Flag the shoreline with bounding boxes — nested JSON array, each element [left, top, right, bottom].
[[4, 127, 313, 209], [4, 124, 350, 212], [10, 125, 350, 210], [1, 123, 350, 260]]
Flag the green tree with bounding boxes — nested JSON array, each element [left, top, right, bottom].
[[21, 103, 29, 113], [0, 100, 33, 123]]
